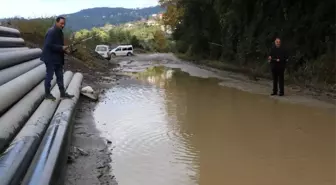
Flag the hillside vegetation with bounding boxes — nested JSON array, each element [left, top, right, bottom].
[[74, 21, 172, 52], [1, 6, 164, 31], [62, 6, 163, 30], [160, 0, 335, 90]]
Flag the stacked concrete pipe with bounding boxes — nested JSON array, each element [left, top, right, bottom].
[[0, 26, 84, 184]]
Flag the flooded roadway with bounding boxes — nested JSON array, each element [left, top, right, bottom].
[[94, 54, 335, 185]]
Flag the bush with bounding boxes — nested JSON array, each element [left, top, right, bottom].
[[73, 22, 171, 52]]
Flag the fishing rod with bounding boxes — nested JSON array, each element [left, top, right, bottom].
[[65, 35, 94, 54]]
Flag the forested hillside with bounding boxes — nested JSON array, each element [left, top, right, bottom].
[[1, 6, 164, 31], [65, 6, 164, 30], [160, 0, 335, 86]]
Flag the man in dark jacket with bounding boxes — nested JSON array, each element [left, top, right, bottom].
[[268, 38, 288, 96], [41, 16, 74, 100]]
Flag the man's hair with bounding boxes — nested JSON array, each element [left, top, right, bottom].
[[275, 37, 281, 41], [56, 16, 65, 22]]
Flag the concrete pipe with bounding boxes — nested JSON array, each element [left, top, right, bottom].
[[0, 48, 42, 70], [22, 73, 83, 185], [0, 72, 73, 185], [0, 37, 25, 48], [0, 26, 21, 37], [0, 58, 43, 86], [0, 64, 45, 115], [0, 74, 57, 152], [0, 47, 29, 52]]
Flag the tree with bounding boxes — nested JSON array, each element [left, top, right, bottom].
[[153, 30, 167, 52], [159, 0, 184, 30], [167, 0, 335, 84], [131, 36, 140, 48]]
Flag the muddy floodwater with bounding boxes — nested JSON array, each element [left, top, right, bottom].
[[94, 55, 335, 185]]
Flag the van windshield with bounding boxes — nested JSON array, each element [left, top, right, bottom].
[[96, 47, 107, 51]]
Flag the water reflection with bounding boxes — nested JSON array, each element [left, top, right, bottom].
[[94, 67, 335, 185], [136, 66, 174, 88]]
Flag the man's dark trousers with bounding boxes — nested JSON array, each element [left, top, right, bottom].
[[271, 63, 285, 94], [44, 62, 65, 95]]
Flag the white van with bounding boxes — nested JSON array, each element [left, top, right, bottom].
[[109, 45, 133, 57], [95, 45, 110, 59]]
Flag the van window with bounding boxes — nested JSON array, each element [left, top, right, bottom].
[[122, 47, 128, 51], [128, 47, 132, 51], [116, 48, 121, 51], [96, 46, 107, 51]]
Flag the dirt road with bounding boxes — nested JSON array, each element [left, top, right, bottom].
[[64, 53, 335, 185]]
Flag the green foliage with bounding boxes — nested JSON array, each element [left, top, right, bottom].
[[160, 0, 336, 86], [74, 22, 171, 52], [159, 0, 184, 30], [130, 36, 140, 48]]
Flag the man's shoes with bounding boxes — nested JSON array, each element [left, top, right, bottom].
[[45, 93, 56, 101], [279, 93, 284, 96], [61, 92, 75, 99], [270, 92, 277, 96]]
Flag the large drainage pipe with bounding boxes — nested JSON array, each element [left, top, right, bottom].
[[0, 37, 25, 47], [0, 71, 58, 152], [0, 26, 21, 37], [0, 48, 42, 70], [0, 71, 74, 185], [22, 73, 83, 185], [0, 58, 43, 86], [0, 64, 45, 115], [0, 47, 29, 52]]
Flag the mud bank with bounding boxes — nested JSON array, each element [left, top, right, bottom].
[[63, 56, 119, 185], [65, 97, 117, 185]]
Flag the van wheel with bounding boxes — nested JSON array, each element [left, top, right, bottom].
[[127, 52, 132, 56], [112, 53, 116, 57]]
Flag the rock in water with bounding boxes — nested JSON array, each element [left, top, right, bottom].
[[81, 86, 94, 93], [81, 86, 99, 101]]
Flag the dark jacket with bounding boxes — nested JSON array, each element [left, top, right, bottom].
[[269, 46, 288, 68], [40, 26, 65, 65]]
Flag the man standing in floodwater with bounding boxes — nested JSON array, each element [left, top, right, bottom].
[[41, 16, 74, 100], [268, 38, 288, 96]]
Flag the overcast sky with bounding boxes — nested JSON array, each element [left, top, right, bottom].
[[0, 0, 159, 18]]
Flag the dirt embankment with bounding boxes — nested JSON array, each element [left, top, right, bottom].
[[63, 55, 120, 185]]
